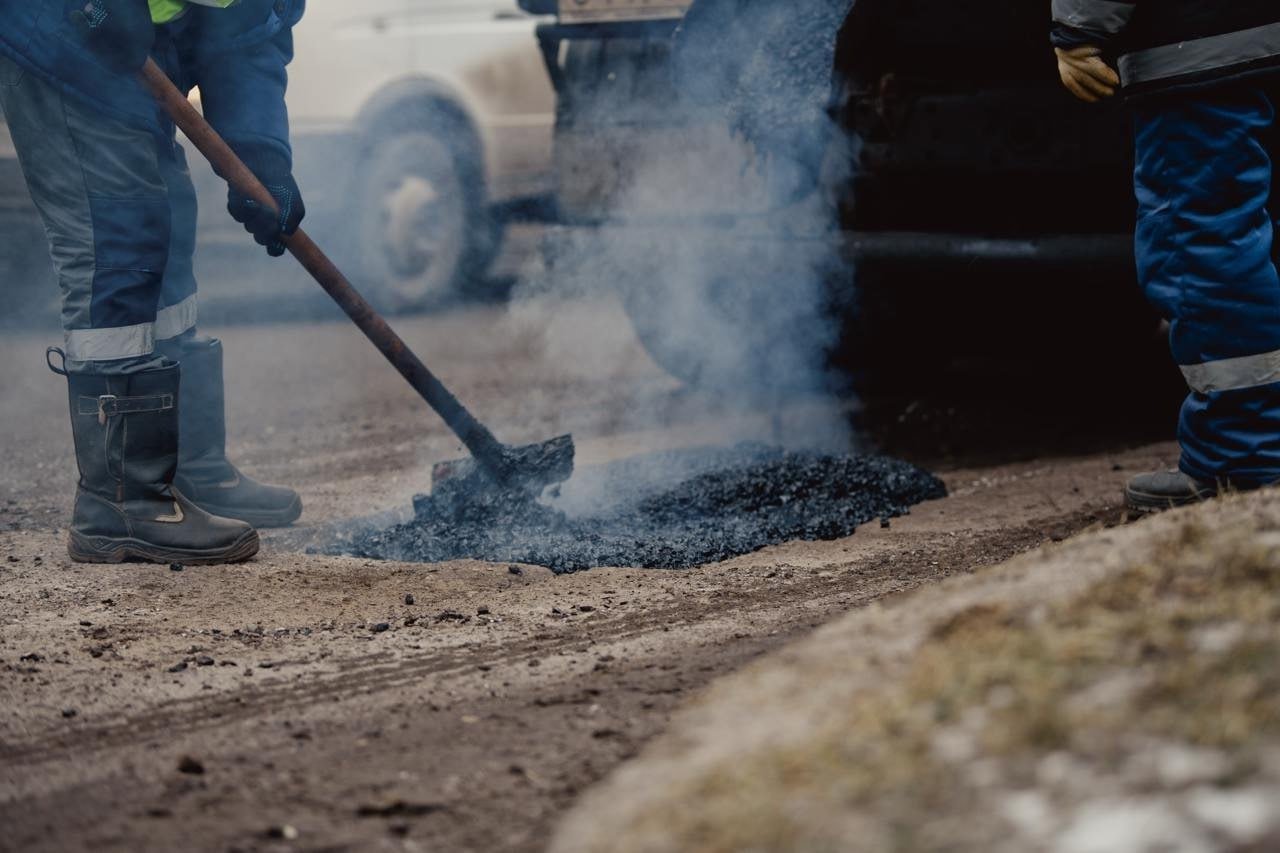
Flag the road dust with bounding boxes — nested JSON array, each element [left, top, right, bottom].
[[327, 444, 945, 573]]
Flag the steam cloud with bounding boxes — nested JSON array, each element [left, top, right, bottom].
[[505, 0, 859, 453]]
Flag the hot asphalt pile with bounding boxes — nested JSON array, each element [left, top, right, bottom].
[[329, 445, 946, 573]]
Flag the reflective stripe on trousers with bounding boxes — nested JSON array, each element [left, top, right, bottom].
[[1181, 348, 1280, 394], [63, 296, 199, 362], [0, 53, 199, 367]]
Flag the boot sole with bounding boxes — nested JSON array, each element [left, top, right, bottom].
[[193, 493, 303, 529], [67, 528, 260, 566], [1124, 486, 1214, 514]]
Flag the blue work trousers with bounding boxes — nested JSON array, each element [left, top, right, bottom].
[[0, 41, 198, 371], [1134, 83, 1280, 486]]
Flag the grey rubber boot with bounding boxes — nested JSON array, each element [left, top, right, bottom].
[[54, 353, 260, 565], [162, 336, 302, 528], [1124, 470, 1218, 513]]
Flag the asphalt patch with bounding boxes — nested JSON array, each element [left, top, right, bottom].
[[329, 445, 945, 574]]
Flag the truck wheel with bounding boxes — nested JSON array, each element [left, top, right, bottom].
[[351, 131, 499, 313]]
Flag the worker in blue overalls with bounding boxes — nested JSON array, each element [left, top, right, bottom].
[[0, 0, 307, 563], [1051, 1, 1280, 511]]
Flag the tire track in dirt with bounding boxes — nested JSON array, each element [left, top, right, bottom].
[[0, 507, 1107, 768]]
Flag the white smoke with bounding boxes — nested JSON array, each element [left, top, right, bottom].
[[501, 0, 859, 464]]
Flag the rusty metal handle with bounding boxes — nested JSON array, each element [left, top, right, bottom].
[[138, 59, 508, 468]]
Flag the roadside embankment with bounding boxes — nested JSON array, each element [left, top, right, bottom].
[[551, 489, 1280, 853]]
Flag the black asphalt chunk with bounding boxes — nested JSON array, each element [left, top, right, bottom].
[[176, 755, 204, 775], [330, 444, 945, 574]]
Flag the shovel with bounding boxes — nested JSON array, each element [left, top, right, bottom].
[[139, 59, 574, 497]]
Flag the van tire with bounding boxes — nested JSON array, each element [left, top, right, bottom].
[[349, 130, 500, 313]]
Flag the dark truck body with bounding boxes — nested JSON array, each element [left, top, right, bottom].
[[523, 0, 1154, 390]]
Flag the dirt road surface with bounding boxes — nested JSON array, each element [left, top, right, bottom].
[[0, 296, 1179, 852]]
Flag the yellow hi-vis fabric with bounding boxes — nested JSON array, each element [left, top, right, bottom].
[[149, 0, 237, 25]]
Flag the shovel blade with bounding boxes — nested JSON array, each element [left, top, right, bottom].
[[431, 434, 575, 496]]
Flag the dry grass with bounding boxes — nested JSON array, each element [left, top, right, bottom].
[[590, 503, 1280, 852]]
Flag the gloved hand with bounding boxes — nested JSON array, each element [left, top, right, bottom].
[[1055, 46, 1120, 103], [226, 149, 305, 257], [68, 0, 154, 75]]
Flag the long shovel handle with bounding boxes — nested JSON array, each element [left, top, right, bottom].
[[138, 59, 508, 468]]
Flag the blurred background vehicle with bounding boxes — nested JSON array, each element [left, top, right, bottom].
[[193, 0, 557, 316], [529, 0, 1163, 394], [1, 0, 557, 328]]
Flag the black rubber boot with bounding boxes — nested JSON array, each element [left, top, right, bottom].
[[56, 356, 259, 565], [163, 336, 302, 528], [1125, 470, 1219, 513]]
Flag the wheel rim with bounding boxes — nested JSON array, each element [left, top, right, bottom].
[[374, 170, 466, 306]]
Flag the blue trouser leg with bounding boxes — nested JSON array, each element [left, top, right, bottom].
[[1133, 84, 1280, 487], [0, 52, 199, 373]]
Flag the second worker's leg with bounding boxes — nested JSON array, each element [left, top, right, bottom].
[[1128, 84, 1280, 511]]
